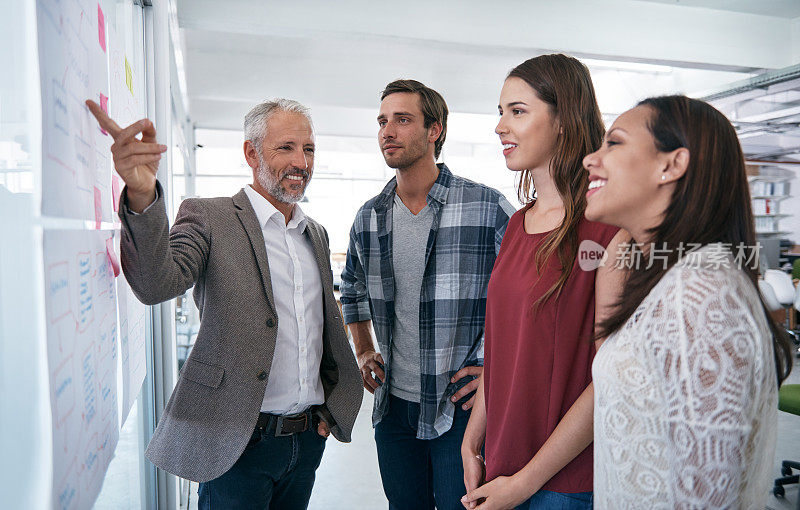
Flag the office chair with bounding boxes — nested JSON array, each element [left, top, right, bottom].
[[764, 270, 799, 355], [773, 384, 800, 510], [765, 269, 796, 313], [760, 279, 782, 313], [795, 282, 800, 320], [795, 283, 800, 352]]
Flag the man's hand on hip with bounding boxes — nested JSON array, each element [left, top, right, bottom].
[[357, 351, 385, 394], [450, 366, 483, 410], [85, 99, 166, 213], [317, 419, 330, 438]]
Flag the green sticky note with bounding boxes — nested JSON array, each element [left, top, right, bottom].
[[125, 57, 133, 95]]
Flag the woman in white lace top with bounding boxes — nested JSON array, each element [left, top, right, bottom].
[[581, 95, 794, 508]]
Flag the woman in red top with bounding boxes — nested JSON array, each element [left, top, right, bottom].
[[460, 54, 627, 510]]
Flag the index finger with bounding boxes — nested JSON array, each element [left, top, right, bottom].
[[451, 366, 482, 383], [361, 371, 379, 393], [451, 378, 479, 402], [115, 118, 155, 145], [461, 488, 479, 504], [85, 99, 121, 137]]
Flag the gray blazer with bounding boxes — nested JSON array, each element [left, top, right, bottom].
[[118, 183, 362, 482]]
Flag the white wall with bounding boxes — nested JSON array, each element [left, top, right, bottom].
[[195, 108, 523, 255]]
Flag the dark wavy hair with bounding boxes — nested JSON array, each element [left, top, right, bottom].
[[596, 95, 793, 385], [507, 54, 605, 308]]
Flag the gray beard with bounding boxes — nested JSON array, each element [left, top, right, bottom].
[[255, 157, 308, 204]]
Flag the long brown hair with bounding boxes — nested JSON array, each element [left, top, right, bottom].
[[596, 95, 793, 385], [508, 54, 605, 308]]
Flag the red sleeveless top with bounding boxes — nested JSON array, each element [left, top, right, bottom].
[[484, 204, 618, 493]]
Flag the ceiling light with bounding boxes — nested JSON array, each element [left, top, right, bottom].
[[581, 58, 673, 74]]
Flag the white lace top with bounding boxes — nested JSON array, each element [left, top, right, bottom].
[[593, 244, 778, 509]]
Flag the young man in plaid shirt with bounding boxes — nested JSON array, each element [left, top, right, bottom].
[[341, 79, 515, 510]]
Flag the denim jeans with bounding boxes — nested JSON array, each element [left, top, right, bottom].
[[516, 489, 593, 510], [197, 425, 326, 509], [375, 394, 471, 510]]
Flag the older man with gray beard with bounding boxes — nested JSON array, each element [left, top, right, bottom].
[[86, 98, 362, 510]]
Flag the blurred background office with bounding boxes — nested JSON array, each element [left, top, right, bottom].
[[2, 1, 800, 509]]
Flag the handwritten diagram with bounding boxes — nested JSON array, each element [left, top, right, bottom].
[[117, 269, 147, 423], [107, 22, 145, 219], [44, 230, 119, 510], [35, 0, 151, 508], [38, 0, 112, 223]]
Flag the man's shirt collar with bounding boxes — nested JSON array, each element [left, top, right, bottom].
[[244, 184, 308, 232], [375, 163, 453, 210]]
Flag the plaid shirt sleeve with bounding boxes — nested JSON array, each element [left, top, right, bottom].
[[340, 218, 372, 324], [495, 194, 515, 256], [341, 167, 518, 439]]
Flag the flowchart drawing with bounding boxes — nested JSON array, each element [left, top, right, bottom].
[[37, 1, 150, 508], [39, 0, 112, 222], [44, 230, 119, 510]]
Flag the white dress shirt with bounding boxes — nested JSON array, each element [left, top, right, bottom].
[[243, 185, 325, 415]]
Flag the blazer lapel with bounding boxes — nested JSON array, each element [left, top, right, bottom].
[[305, 222, 334, 301], [232, 189, 276, 314]]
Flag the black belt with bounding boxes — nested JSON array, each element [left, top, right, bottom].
[[256, 409, 314, 437]]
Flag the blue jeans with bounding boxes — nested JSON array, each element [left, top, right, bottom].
[[197, 425, 326, 509], [516, 489, 593, 510], [375, 394, 470, 510]]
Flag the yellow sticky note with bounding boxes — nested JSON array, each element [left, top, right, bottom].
[[125, 57, 133, 95]]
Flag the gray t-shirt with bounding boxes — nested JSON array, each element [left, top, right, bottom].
[[389, 194, 433, 403]]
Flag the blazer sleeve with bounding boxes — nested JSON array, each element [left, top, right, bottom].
[[118, 181, 211, 305]]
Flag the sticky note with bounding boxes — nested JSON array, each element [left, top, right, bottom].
[[93, 186, 102, 229], [97, 4, 106, 52], [105, 238, 121, 277], [125, 57, 133, 95], [99, 93, 109, 135], [111, 176, 121, 212]]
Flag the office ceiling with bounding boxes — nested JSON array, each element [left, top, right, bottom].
[[632, 0, 800, 18], [174, 0, 800, 162]]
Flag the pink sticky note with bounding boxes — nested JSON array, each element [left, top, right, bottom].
[[98, 5, 106, 52], [94, 186, 103, 228], [111, 176, 121, 212], [99, 93, 109, 135], [105, 238, 121, 277]]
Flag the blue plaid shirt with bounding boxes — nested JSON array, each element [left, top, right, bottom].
[[341, 164, 515, 439]]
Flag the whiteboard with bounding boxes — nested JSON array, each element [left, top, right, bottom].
[[33, 0, 150, 508], [38, 0, 113, 225], [107, 20, 147, 426], [43, 229, 120, 510]]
